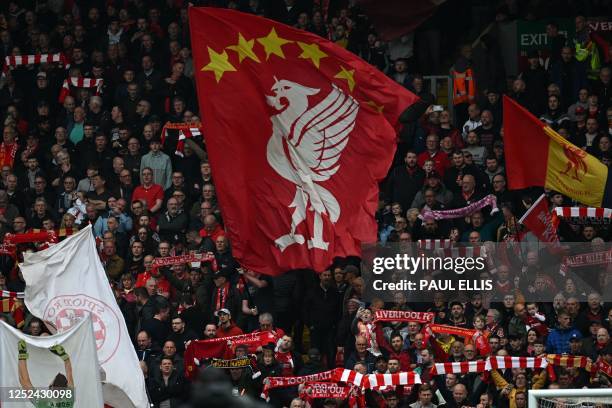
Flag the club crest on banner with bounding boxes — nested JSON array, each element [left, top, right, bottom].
[[266, 78, 359, 252], [43, 294, 121, 364]]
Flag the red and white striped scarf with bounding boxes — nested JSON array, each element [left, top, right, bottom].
[[3, 53, 68, 71], [431, 360, 489, 375], [431, 356, 548, 375], [1, 290, 24, 299], [160, 122, 203, 157], [440, 246, 483, 258], [552, 206, 611, 226], [488, 356, 547, 370], [58, 77, 104, 103], [363, 371, 421, 389], [417, 239, 454, 250]]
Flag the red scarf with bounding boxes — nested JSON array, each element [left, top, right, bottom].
[[592, 357, 612, 379], [0, 141, 18, 168], [215, 282, 230, 311], [275, 350, 295, 376], [373, 310, 435, 324]]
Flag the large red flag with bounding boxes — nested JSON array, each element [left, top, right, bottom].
[[189, 7, 420, 275]]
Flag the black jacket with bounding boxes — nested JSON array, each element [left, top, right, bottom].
[[149, 370, 187, 408], [303, 284, 341, 330], [385, 165, 426, 210]]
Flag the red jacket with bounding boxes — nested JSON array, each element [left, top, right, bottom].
[[217, 323, 243, 338], [417, 150, 450, 176]]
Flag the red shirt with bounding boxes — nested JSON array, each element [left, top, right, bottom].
[[199, 224, 225, 240], [217, 323, 243, 338], [132, 183, 164, 212], [135, 270, 171, 298], [275, 350, 296, 376], [417, 150, 450, 176]]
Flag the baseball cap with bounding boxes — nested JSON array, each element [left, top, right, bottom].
[[213, 267, 233, 280], [36, 71, 47, 79], [214, 308, 231, 317], [262, 342, 276, 351], [569, 332, 582, 342]]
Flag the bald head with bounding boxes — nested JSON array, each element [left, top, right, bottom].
[[453, 384, 468, 403]]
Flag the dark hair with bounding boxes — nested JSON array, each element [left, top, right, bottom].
[[419, 383, 432, 393], [50, 373, 68, 388], [134, 287, 149, 299], [390, 331, 403, 343], [450, 301, 463, 309]]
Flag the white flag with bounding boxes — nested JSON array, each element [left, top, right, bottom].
[[21, 225, 149, 408], [0, 315, 104, 407]]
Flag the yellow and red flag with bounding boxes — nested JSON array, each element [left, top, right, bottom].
[[189, 7, 419, 275], [503, 96, 611, 207]]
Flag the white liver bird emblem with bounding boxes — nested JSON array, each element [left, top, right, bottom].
[[266, 78, 359, 251]]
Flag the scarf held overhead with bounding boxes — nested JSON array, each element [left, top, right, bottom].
[[420, 194, 498, 221], [373, 310, 435, 324]]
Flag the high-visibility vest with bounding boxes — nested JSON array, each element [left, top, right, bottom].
[[452, 67, 476, 105]]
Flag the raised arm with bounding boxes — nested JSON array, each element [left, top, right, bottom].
[[17, 340, 33, 390]]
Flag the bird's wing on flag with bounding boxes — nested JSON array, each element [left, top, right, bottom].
[[289, 85, 359, 182]]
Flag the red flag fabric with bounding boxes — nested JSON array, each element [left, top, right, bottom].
[[518, 194, 560, 243], [184, 331, 279, 379], [189, 7, 419, 275], [356, 0, 446, 41]]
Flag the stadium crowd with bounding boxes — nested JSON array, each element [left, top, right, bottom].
[[0, 1, 611, 407]]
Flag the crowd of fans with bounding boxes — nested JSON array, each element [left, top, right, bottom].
[[0, 1, 611, 408]]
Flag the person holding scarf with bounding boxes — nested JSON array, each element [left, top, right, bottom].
[[210, 267, 240, 322], [0, 126, 19, 170]]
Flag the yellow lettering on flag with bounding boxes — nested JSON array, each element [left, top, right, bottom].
[[543, 126, 607, 207]]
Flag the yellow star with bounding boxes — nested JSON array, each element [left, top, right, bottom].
[[227, 33, 261, 64], [334, 66, 356, 92], [201, 47, 236, 83], [257, 27, 293, 60], [366, 100, 384, 114], [297, 41, 327, 68]]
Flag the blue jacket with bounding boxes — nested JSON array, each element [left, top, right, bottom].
[[546, 327, 581, 354]]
